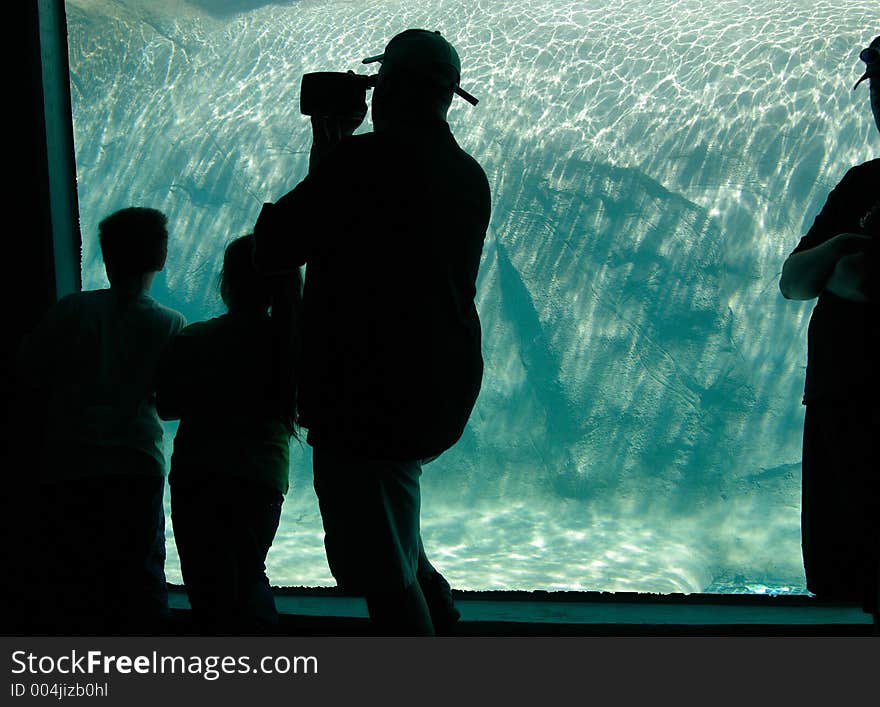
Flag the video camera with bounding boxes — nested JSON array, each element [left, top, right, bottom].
[[300, 71, 377, 116]]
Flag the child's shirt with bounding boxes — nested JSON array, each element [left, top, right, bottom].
[[19, 288, 187, 479], [156, 312, 292, 495]]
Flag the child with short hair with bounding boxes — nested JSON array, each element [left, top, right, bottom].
[[18, 206, 186, 634]]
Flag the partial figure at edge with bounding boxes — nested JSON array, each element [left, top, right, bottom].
[[779, 35, 879, 624]]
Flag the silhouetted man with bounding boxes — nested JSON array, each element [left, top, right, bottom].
[[255, 29, 490, 634], [779, 35, 878, 623]]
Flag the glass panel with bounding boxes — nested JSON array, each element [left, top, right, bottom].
[[66, 0, 873, 593]]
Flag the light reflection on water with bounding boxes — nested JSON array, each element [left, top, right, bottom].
[[163, 491, 804, 594], [69, 0, 874, 594], [160, 428, 804, 594]]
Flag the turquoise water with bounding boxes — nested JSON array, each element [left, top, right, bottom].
[[66, 0, 875, 593]]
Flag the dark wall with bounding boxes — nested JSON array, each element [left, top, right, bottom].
[[11, 2, 58, 329], [3, 1, 79, 632], [4, 0, 80, 431]]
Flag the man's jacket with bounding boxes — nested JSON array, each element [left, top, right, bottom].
[[255, 119, 491, 460]]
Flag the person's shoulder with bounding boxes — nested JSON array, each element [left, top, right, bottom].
[[846, 157, 879, 173], [37, 290, 85, 327], [140, 295, 187, 330], [449, 141, 490, 198], [66, 288, 108, 305], [445, 132, 487, 176], [166, 316, 225, 361], [826, 159, 879, 204], [53, 288, 109, 317], [839, 158, 880, 184], [51, 290, 84, 310], [177, 314, 227, 339], [459, 147, 489, 183]]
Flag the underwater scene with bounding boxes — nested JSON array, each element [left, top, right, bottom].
[[66, 0, 876, 593]]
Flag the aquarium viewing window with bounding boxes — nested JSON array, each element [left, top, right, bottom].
[[64, 0, 875, 595]]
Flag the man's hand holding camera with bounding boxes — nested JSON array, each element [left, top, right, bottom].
[[308, 106, 367, 172], [300, 70, 373, 172]]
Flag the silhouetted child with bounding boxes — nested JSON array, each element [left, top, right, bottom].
[[17, 207, 186, 634], [157, 234, 302, 634]]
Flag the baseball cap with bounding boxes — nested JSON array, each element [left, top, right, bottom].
[[853, 35, 880, 90], [362, 29, 479, 106]]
